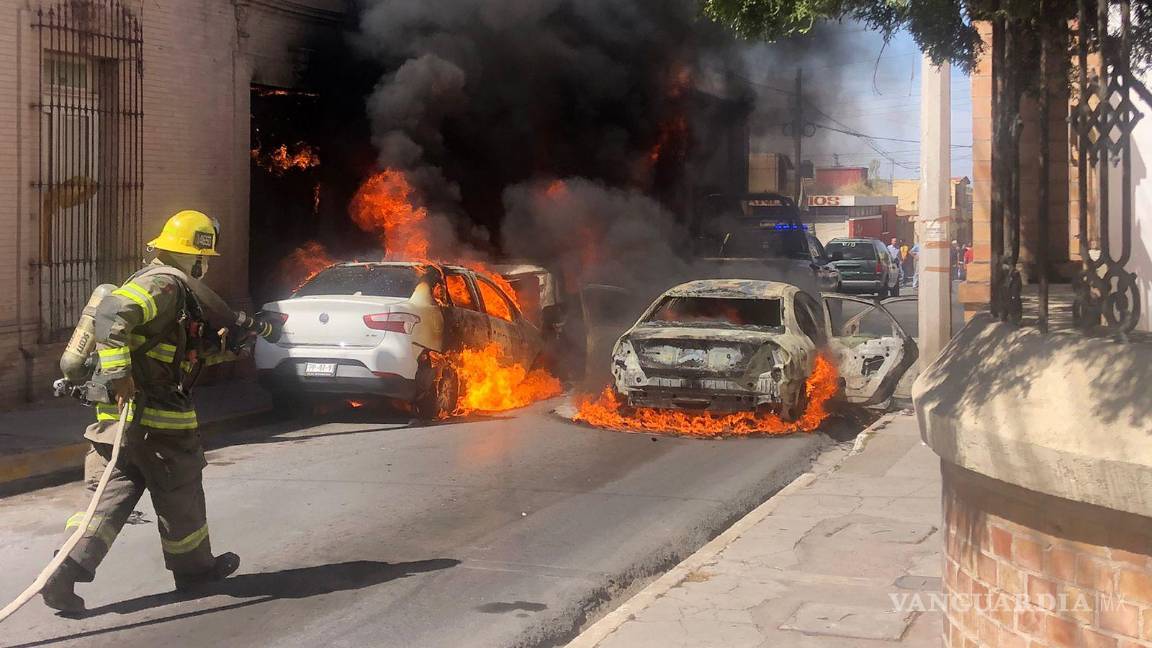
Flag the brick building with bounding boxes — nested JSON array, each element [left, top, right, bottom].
[[0, 0, 348, 407]]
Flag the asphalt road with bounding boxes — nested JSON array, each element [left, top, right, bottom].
[[0, 400, 840, 648]]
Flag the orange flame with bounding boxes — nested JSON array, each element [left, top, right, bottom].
[[281, 241, 335, 293], [647, 115, 689, 166], [452, 342, 562, 415], [574, 355, 839, 438], [252, 143, 320, 175], [347, 399, 365, 409], [349, 170, 431, 260]]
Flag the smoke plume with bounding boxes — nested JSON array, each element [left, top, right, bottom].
[[356, 0, 750, 293]]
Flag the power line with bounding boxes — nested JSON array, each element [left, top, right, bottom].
[[812, 122, 973, 148]]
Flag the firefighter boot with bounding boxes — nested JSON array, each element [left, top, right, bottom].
[[173, 552, 240, 592], [41, 558, 90, 614]]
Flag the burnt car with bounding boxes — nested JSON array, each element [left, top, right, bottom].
[[609, 279, 916, 421], [256, 262, 542, 418]]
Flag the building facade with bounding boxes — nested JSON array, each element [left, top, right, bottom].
[[0, 0, 348, 407]]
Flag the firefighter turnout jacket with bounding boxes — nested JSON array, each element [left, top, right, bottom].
[[88, 259, 230, 438], [65, 259, 228, 579]]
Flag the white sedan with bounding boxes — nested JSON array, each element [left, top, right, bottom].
[[256, 262, 542, 418]]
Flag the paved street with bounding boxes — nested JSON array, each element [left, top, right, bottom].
[[0, 401, 836, 648]]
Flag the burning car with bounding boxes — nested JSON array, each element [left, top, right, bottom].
[[608, 279, 916, 421], [256, 262, 542, 418]]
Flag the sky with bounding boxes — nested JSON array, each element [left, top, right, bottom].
[[740, 21, 974, 181]]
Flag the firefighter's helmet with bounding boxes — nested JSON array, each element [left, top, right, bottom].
[[148, 210, 220, 256]]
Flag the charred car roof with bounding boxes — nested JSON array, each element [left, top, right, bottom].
[[662, 279, 797, 300]]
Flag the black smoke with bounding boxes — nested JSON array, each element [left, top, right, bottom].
[[355, 0, 751, 279]]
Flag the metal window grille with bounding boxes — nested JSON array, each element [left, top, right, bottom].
[[32, 1, 143, 341]]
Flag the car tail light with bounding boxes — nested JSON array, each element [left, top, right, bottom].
[[875, 260, 884, 274], [363, 312, 421, 334], [264, 311, 289, 325]]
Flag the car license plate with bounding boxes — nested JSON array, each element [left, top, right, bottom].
[[304, 362, 337, 376]]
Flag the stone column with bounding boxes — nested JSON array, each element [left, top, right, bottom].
[[914, 317, 1152, 647]]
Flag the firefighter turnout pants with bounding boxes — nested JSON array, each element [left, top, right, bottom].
[[61, 426, 215, 580]]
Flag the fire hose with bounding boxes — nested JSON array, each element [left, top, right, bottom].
[[0, 401, 131, 624]]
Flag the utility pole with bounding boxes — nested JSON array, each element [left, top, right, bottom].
[[793, 68, 804, 205], [917, 56, 952, 367]]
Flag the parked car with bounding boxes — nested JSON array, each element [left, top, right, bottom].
[[825, 237, 901, 297], [255, 262, 542, 418], [608, 279, 916, 421]]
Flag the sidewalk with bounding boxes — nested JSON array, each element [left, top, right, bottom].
[[0, 380, 275, 490], [570, 411, 943, 648]]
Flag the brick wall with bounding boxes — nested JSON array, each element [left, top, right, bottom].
[[942, 461, 1152, 648], [0, 1, 344, 407]]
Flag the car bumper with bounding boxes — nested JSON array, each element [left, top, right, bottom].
[[255, 335, 422, 400], [836, 279, 885, 293], [258, 362, 418, 400], [615, 376, 805, 415], [622, 387, 776, 413]]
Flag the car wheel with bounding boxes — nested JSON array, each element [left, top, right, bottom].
[[889, 280, 900, 297], [414, 357, 460, 420], [781, 386, 809, 422]]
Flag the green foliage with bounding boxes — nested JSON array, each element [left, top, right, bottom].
[[700, 0, 1152, 73]]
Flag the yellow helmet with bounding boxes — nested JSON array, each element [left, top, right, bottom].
[[148, 210, 220, 256]]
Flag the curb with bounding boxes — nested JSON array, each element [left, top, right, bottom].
[[0, 407, 278, 496], [565, 414, 903, 648]]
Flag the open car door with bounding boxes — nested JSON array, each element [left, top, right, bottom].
[[580, 284, 637, 389], [820, 295, 918, 406]]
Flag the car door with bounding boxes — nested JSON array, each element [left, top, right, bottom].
[[474, 274, 538, 365], [441, 270, 491, 352], [579, 284, 639, 389], [819, 294, 918, 405]]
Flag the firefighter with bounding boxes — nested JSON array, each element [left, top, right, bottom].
[[42, 210, 242, 613]]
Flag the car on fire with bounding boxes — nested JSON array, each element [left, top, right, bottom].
[[255, 262, 542, 419], [608, 279, 916, 421]]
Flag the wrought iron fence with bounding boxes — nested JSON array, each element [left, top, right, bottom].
[[992, 0, 1148, 336], [32, 0, 143, 341]]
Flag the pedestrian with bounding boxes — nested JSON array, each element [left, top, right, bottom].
[[962, 243, 973, 281], [900, 241, 913, 286], [950, 240, 961, 280], [887, 237, 903, 284], [42, 210, 248, 613], [908, 241, 920, 289]]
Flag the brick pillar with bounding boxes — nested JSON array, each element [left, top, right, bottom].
[[942, 462, 1152, 648], [960, 22, 994, 321]]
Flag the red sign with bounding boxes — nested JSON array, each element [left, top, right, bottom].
[[808, 195, 842, 207]]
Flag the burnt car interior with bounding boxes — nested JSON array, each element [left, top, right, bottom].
[[644, 296, 783, 329]]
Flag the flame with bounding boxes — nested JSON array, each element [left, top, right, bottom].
[[647, 115, 689, 165], [281, 241, 335, 292], [452, 342, 563, 415], [252, 143, 320, 175], [347, 399, 365, 409], [574, 355, 840, 438], [349, 170, 431, 259]]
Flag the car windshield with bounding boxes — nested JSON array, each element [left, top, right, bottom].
[[294, 265, 420, 298], [644, 296, 783, 329], [716, 228, 811, 260], [827, 241, 877, 261]]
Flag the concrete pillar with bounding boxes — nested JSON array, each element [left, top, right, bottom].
[[918, 57, 953, 366]]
